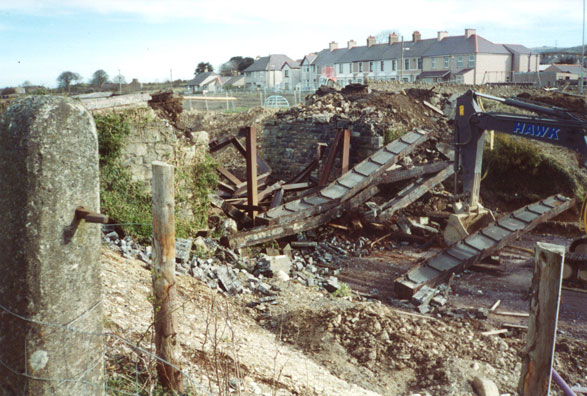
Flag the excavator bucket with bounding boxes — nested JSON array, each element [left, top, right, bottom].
[[443, 206, 495, 244]]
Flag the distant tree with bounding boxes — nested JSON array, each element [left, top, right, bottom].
[[112, 74, 127, 84], [375, 29, 403, 43], [219, 56, 254, 76], [1, 87, 16, 95], [195, 62, 214, 76], [559, 55, 577, 64], [57, 71, 81, 92], [22, 80, 32, 87], [90, 69, 109, 88]]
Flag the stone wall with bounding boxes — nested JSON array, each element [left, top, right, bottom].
[[262, 116, 383, 181], [92, 107, 208, 187]]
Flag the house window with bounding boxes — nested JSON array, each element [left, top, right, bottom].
[[405, 58, 410, 70], [457, 56, 463, 68], [431, 58, 437, 69], [444, 56, 450, 69], [359, 62, 363, 72], [339, 63, 343, 73], [284, 70, 289, 78], [369, 62, 374, 72], [381, 61, 385, 72], [469, 55, 475, 67], [392, 60, 397, 71], [417, 58, 422, 70]]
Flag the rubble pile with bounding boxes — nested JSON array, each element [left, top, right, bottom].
[[276, 85, 451, 138], [148, 91, 183, 123]]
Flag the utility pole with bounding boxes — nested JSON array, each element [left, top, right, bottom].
[[400, 36, 404, 81], [170, 68, 173, 90], [118, 69, 122, 94]]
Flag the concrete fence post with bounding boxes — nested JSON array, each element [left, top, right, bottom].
[[0, 96, 103, 395]]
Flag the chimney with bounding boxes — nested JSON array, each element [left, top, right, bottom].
[[437, 31, 448, 41], [412, 31, 421, 42], [347, 39, 356, 49], [465, 28, 476, 38], [367, 35, 376, 47], [329, 41, 338, 51], [388, 32, 398, 44]]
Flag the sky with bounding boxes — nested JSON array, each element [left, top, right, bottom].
[[0, 0, 585, 88]]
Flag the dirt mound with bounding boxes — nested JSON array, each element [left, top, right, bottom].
[[148, 91, 183, 124], [278, 304, 520, 394], [277, 86, 452, 142], [516, 92, 587, 120]]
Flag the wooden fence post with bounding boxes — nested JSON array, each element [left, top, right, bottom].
[[151, 161, 184, 392], [518, 242, 565, 396], [245, 127, 258, 224]]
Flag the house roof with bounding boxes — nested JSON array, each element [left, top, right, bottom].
[[312, 48, 350, 66], [545, 64, 587, 74], [244, 54, 294, 72], [503, 44, 532, 55], [282, 60, 301, 69], [225, 75, 245, 85], [301, 53, 318, 65], [187, 72, 218, 86], [423, 35, 509, 57], [454, 68, 474, 75]]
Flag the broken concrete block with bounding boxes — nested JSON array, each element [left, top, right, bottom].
[[255, 254, 292, 277], [219, 218, 238, 236], [215, 266, 243, 296], [282, 243, 293, 258], [411, 285, 437, 306], [324, 276, 340, 293], [431, 295, 447, 307], [193, 236, 209, 254], [175, 238, 193, 263]]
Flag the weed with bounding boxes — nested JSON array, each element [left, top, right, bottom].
[[331, 283, 352, 298], [384, 126, 409, 145]]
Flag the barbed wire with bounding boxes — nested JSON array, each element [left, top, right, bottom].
[[0, 300, 212, 396]]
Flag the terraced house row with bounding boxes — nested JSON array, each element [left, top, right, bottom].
[[243, 29, 539, 90]]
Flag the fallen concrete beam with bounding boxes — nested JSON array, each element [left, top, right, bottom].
[[394, 194, 575, 298], [229, 186, 380, 249], [366, 164, 454, 222], [258, 129, 430, 226]]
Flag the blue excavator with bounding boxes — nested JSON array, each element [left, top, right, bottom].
[[447, 90, 587, 286]]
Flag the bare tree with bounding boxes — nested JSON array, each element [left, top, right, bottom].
[[90, 69, 109, 88], [375, 29, 403, 43], [57, 71, 81, 92]]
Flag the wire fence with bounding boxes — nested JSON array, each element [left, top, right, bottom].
[[0, 299, 213, 396]]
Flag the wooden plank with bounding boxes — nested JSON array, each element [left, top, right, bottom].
[[319, 128, 344, 186], [341, 128, 350, 175], [287, 159, 319, 184], [374, 165, 454, 221], [518, 242, 565, 396], [245, 127, 258, 223], [217, 165, 242, 186], [282, 182, 312, 191]]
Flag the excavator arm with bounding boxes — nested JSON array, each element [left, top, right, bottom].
[[450, 90, 587, 287], [454, 90, 587, 209]]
